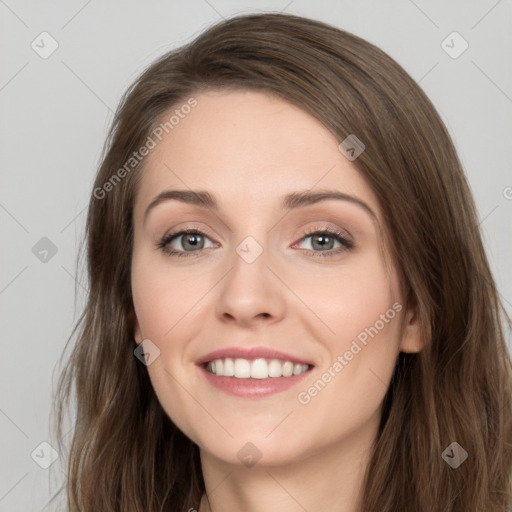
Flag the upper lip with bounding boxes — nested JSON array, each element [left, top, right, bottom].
[[196, 346, 314, 367]]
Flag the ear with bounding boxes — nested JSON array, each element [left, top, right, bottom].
[[399, 303, 424, 354], [134, 316, 143, 345]]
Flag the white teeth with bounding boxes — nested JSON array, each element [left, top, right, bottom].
[[234, 358, 251, 378], [268, 359, 282, 377], [205, 357, 310, 378], [250, 358, 268, 379], [293, 364, 303, 375], [223, 358, 234, 376], [282, 361, 294, 377]]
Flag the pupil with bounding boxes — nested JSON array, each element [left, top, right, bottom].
[[184, 234, 203, 250], [313, 234, 332, 250]]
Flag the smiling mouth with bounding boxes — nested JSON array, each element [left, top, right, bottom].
[[204, 357, 314, 379]]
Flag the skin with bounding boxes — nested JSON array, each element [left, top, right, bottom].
[[131, 89, 422, 512]]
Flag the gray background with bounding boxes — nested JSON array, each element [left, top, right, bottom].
[[1, 1, 511, 510]]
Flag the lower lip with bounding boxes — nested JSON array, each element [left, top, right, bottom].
[[198, 364, 313, 398]]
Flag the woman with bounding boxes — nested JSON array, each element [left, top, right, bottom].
[[52, 12, 512, 511]]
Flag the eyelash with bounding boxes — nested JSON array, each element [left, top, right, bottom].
[[156, 225, 354, 259]]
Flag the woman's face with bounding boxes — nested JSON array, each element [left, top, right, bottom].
[[131, 89, 421, 467]]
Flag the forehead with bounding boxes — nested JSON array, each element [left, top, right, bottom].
[[134, 89, 380, 218]]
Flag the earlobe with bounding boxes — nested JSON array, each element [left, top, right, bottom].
[[399, 305, 424, 354], [134, 317, 142, 345]]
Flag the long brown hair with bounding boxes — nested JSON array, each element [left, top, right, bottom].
[[51, 12, 512, 511]]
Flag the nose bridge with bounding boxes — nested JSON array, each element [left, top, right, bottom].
[[214, 228, 284, 323], [228, 231, 272, 298]]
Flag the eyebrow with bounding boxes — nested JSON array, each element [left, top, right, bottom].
[[143, 188, 376, 222]]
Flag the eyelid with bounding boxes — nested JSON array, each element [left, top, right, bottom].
[[156, 225, 217, 256], [292, 225, 354, 255], [296, 224, 353, 245], [160, 224, 213, 243], [156, 223, 354, 258]]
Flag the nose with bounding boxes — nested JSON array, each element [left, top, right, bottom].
[[214, 240, 286, 328]]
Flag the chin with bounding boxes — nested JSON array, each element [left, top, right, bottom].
[[197, 430, 314, 469]]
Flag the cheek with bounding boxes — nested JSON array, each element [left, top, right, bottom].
[[294, 251, 402, 418], [131, 251, 203, 341], [298, 249, 401, 348], [131, 253, 208, 437]]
